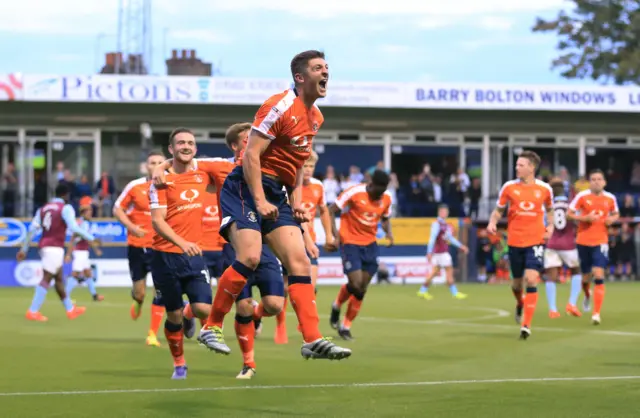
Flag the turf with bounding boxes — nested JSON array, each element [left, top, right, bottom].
[[2, 283, 640, 417]]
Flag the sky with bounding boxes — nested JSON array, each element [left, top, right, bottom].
[[0, 0, 589, 85]]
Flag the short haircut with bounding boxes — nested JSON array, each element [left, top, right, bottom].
[[438, 203, 449, 210], [371, 170, 390, 187], [225, 122, 251, 150], [589, 168, 605, 179], [519, 150, 541, 169], [169, 127, 194, 144], [548, 178, 565, 197], [55, 183, 69, 198], [147, 150, 165, 159], [290, 50, 325, 83], [307, 151, 319, 164]]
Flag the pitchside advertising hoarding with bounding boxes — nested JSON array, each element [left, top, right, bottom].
[[9, 73, 640, 112], [0, 217, 451, 287]]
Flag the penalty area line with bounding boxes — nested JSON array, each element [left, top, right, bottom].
[[1, 375, 640, 397]]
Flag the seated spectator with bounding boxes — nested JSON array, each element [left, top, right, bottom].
[[620, 194, 637, 218]]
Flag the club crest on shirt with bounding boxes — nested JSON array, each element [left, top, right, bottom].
[[194, 174, 203, 183], [534, 190, 541, 199], [247, 211, 257, 223], [312, 122, 319, 132]]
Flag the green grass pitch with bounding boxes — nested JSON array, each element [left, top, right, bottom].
[[2, 283, 640, 417]]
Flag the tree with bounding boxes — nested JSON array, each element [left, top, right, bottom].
[[532, 0, 640, 85]]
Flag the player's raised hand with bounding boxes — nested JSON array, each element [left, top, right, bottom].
[[181, 241, 202, 257], [256, 200, 279, 220], [16, 250, 26, 262], [152, 165, 168, 188]]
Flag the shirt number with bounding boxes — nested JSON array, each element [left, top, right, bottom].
[[42, 211, 52, 231], [553, 209, 566, 230]]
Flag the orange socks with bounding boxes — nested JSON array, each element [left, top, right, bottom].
[[334, 284, 351, 308], [149, 304, 165, 336], [522, 287, 538, 328], [342, 296, 363, 329], [207, 262, 252, 328], [164, 321, 185, 367], [288, 277, 322, 343], [234, 315, 256, 368], [593, 280, 605, 314]]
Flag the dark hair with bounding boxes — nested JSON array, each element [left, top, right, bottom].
[[519, 150, 541, 169], [371, 170, 390, 187], [169, 127, 194, 144], [290, 50, 325, 84], [589, 168, 605, 179], [55, 183, 69, 198], [147, 150, 165, 159], [225, 122, 251, 150], [549, 180, 565, 197], [438, 204, 449, 210]]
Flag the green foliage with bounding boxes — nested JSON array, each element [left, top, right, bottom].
[[533, 0, 640, 85]]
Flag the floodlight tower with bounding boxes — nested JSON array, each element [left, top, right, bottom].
[[115, 0, 152, 74]]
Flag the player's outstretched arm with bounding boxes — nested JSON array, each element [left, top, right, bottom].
[[62, 205, 95, 242]]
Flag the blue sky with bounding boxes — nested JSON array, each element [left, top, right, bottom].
[[0, 0, 589, 85]]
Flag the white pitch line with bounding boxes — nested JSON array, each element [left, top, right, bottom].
[[1, 375, 639, 398]]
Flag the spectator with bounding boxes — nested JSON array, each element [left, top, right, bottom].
[[615, 223, 636, 281], [33, 171, 48, 214], [54, 161, 65, 182], [348, 165, 364, 184], [468, 177, 481, 219], [574, 175, 589, 193], [630, 161, 640, 189], [322, 165, 340, 205], [95, 171, 116, 217], [432, 175, 442, 203], [367, 160, 387, 176], [387, 172, 399, 217], [340, 173, 357, 191], [2, 162, 17, 216], [59, 169, 78, 206], [620, 194, 637, 218], [450, 167, 471, 197], [76, 175, 93, 199]]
